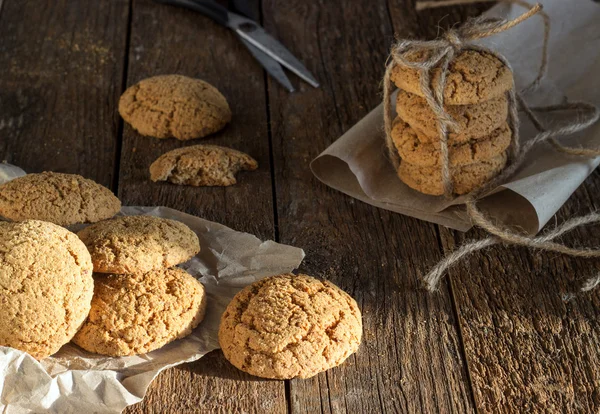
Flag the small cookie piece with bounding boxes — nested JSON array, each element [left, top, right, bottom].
[[396, 90, 508, 143], [398, 152, 508, 195], [392, 119, 511, 167], [0, 220, 94, 359], [391, 49, 513, 105], [72, 267, 206, 356], [77, 215, 200, 274], [150, 145, 258, 187], [219, 273, 362, 379], [0, 172, 121, 226], [119, 75, 232, 140]]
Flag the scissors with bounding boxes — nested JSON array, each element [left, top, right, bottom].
[[153, 0, 319, 92]]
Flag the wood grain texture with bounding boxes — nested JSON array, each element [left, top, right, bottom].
[[119, 0, 284, 412], [387, 0, 490, 39], [0, 0, 129, 186], [262, 0, 474, 412], [440, 174, 600, 413]]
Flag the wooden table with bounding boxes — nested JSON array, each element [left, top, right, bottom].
[[1, 0, 599, 412]]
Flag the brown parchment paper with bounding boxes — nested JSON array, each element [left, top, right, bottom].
[[311, 0, 600, 234], [0, 168, 305, 413]]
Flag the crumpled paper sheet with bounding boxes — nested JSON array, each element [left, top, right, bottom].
[[311, 0, 600, 234], [0, 166, 305, 414]]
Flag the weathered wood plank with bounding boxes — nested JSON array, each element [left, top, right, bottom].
[[262, 1, 474, 412], [0, 0, 129, 186], [440, 174, 600, 413], [119, 0, 284, 412]]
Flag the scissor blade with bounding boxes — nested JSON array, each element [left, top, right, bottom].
[[227, 12, 319, 88], [239, 37, 295, 92]]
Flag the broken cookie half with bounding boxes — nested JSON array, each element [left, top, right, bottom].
[[150, 144, 258, 187]]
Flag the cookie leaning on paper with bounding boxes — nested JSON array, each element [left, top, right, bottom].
[[150, 144, 258, 186], [72, 267, 206, 356], [391, 49, 513, 105], [396, 90, 508, 143], [399, 152, 508, 195], [0, 220, 93, 360], [0, 172, 121, 226], [219, 273, 362, 379], [119, 75, 232, 140], [392, 119, 512, 167], [77, 215, 200, 274]]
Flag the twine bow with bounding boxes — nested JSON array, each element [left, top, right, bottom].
[[383, 0, 600, 295]]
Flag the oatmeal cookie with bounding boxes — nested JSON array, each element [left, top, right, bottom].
[[77, 215, 200, 274], [119, 75, 232, 140], [219, 273, 362, 379]]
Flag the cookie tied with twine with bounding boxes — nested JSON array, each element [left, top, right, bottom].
[[383, 0, 600, 295]]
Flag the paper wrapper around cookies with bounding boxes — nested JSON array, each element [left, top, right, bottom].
[[0, 170, 305, 414], [312, 0, 600, 234]]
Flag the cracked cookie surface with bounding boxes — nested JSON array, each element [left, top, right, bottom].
[[219, 273, 362, 379], [77, 215, 200, 274], [399, 152, 507, 195], [119, 75, 232, 140], [150, 144, 258, 187], [396, 90, 508, 143], [391, 49, 513, 105], [0, 172, 121, 226], [0, 220, 93, 360], [72, 267, 206, 356], [392, 118, 511, 167]]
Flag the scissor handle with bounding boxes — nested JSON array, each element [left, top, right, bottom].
[[152, 0, 229, 26]]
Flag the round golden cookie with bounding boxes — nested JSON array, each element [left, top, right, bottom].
[[77, 215, 200, 274], [119, 75, 232, 140], [391, 49, 513, 105], [0, 220, 94, 360], [150, 145, 258, 187], [392, 119, 511, 167], [219, 273, 362, 379], [396, 90, 508, 143], [72, 267, 206, 356], [398, 152, 508, 195], [0, 172, 121, 226]]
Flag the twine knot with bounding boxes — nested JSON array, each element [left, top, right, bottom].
[[444, 29, 464, 49]]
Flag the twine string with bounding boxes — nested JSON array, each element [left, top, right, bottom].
[[383, 0, 600, 293], [423, 211, 600, 292]]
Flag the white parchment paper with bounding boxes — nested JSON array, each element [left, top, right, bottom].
[[311, 0, 600, 234], [0, 166, 305, 413]]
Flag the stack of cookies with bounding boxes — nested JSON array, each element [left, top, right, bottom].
[[73, 215, 206, 356], [0, 172, 208, 359], [389, 50, 515, 195]]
